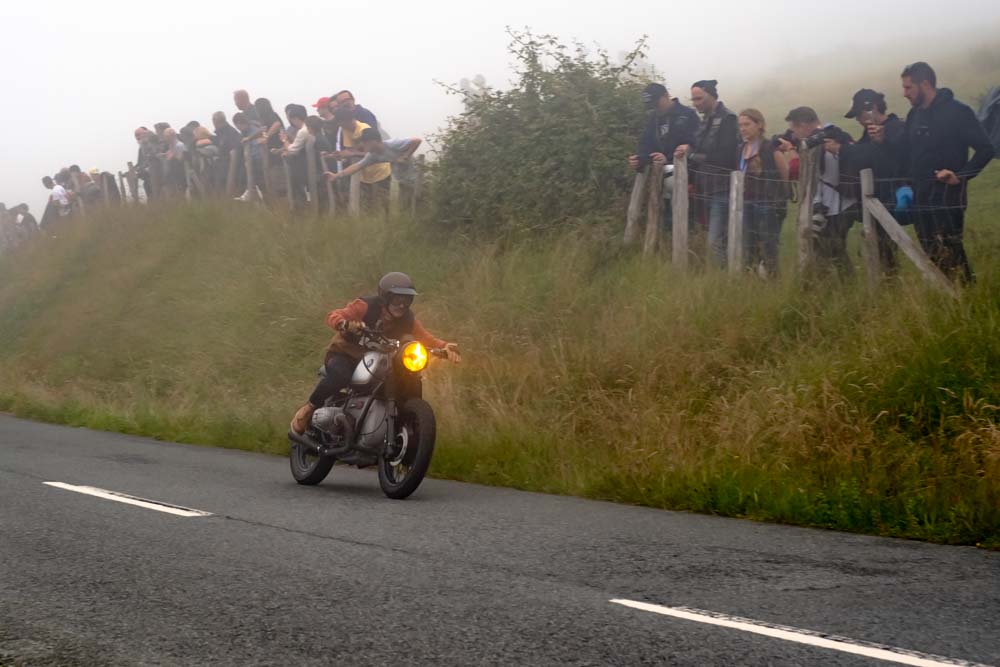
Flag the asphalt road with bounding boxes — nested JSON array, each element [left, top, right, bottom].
[[1, 414, 998, 666]]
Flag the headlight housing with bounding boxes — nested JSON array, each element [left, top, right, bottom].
[[401, 341, 428, 372]]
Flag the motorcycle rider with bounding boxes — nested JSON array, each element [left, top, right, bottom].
[[290, 272, 461, 436]]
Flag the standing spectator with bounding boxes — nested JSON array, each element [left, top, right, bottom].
[[332, 90, 380, 132], [41, 176, 72, 230], [233, 111, 264, 202], [280, 104, 310, 208], [234, 89, 259, 123], [11, 204, 39, 237], [334, 108, 392, 215], [254, 98, 285, 154], [159, 128, 187, 196], [134, 127, 157, 201], [306, 115, 334, 213], [627, 83, 699, 232], [736, 109, 789, 278], [312, 96, 333, 121], [69, 165, 102, 204], [900, 61, 995, 283], [784, 106, 858, 278], [827, 89, 908, 274], [676, 79, 740, 268], [212, 111, 243, 192]]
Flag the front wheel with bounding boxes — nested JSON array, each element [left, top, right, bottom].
[[378, 399, 436, 499], [290, 438, 335, 485]]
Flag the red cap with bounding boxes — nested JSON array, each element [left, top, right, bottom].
[[312, 96, 331, 109]]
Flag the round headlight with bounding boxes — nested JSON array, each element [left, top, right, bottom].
[[401, 341, 428, 372]]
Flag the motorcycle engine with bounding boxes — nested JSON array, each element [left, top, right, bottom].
[[311, 407, 345, 435]]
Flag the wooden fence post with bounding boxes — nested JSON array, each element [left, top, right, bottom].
[[796, 144, 820, 275], [672, 155, 689, 270], [859, 169, 881, 290], [226, 149, 239, 197], [349, 172, 362, 216], [727, 170, 745, 274], [389, 177, 401, 217], [243, 143, 257, 202], [624, 171, 648, 246], [260, 143, 274, 205], [118, 172, 128, 204], [864, 197, 958, 298], [102, 173, 112, 206], [126, 161, 141, 203], [321, 156, 336, 217], [70, 173, 86, 216], [305, 136, 320, 218], [642, 163, 664, 256], [282, 156, 294, 212]]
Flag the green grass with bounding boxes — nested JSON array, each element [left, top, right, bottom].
[[1, 166, 997, 546]]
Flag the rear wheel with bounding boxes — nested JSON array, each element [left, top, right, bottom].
[[289, 436, 335, 485], [378, 399, 435, 499]]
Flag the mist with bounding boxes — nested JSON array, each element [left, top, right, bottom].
[[2, 0, 998, 217]]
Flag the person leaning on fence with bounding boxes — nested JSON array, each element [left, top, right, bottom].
[[279, 103, 310, 208], [899, 61, 995, 284], [326, 128, 420, 210], [627, 83, 699, 233], [736, 109, 790, 278], [675, 80, 740, 268], [212, 111, 243, 192], [41, 175, 72, 229], [69, 165, 102, 205], [10, 204, 39, 238], [134, 127, 158, 200], [234, 89, 259, 123], [304, 115, 334, 213], [233, 111, 264, 202], [334, 108, 393, 215], [158, 128, 187, 196], [783, 106, 859, 278], [255, 98, 285, 155], [825, 88, 908, 275]]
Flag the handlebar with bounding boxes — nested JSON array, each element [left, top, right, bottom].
[[340, 322, 452, 359]]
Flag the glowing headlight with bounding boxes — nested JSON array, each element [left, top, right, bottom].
[[401, 341, 428, 372]]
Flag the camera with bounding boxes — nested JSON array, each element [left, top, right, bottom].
[[771, 129, 796, 149], [802, 124, 853, 149]]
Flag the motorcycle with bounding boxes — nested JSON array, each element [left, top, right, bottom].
[[287, 325, 446, 499]]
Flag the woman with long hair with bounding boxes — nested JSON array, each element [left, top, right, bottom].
[[737, 108, 790, 277]]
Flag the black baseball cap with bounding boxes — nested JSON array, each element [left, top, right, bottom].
[[845, 88, 885, 118], [642, 83, 668, 109]]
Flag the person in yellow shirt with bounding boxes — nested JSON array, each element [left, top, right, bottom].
[[333, 108, 391, 215]]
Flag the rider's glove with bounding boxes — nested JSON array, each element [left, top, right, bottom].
[[444, 342, 462, 364], [338, 320, 365, 335]]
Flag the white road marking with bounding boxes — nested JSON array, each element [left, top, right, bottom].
[[610, 599, 993, 667], [43, 482, 212, 518]]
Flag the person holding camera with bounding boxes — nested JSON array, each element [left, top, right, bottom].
[[900, 62, 994, 283], [782, 107, 858, 278], [825, 89, 908, 274], [627, 83, 699, 232], [675, 80, 740, 268]]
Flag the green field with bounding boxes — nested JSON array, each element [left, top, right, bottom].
[[0, 163, 997, 546]]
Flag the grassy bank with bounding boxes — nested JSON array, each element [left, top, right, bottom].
[[1, 168, 997, 546]]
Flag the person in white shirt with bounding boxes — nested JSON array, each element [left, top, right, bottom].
[[42, 176, 72, 216]]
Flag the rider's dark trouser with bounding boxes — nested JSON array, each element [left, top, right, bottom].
[[308, 354, 356, 407]]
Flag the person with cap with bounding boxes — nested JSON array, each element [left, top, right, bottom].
[[628, 83, 699, 232], [289, 272, 461, 436], [899, 61, 994, 283], [676, 79, 740, 268], [824, 88, 908, 274]]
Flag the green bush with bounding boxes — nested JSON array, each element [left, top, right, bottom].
[[430, 29, 649, 231]]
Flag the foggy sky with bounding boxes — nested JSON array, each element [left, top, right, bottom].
[[2, 0, 998, 217]]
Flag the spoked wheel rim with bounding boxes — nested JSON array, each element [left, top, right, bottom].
[[382, 422, 415, 485]]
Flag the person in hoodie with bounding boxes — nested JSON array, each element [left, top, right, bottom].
[[825, 89, 908, 274], [675, 80, 740, 268], [627, 83, 699, 233], [900, 61, 994, 283]]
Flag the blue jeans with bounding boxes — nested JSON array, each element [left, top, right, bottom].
[[705, 192, 729, 269], [743, 202, 785, 277]]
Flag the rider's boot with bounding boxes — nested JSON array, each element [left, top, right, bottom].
[[290, 402, 317, 436]]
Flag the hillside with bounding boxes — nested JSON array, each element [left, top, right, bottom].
[[0, 161, 997, 545]]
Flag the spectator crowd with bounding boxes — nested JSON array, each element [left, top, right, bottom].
[[629, 61, 996, 283], [5, 62, 998, 284]]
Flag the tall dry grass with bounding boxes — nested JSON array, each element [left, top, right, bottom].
[[0, 166, 997, 545]]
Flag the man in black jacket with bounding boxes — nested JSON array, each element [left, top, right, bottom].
[[676, 80, 740, 268], [627, 83, 699, 234], [828, 88, 908, 273], [900, 62, 994, 282]]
